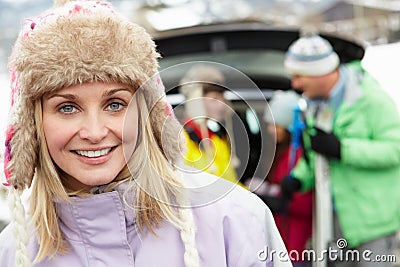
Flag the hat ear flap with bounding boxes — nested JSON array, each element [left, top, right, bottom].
[[142, 89, 185, 163], [139, 74, 185, 164], [5, 96, 38, 189], [149, 100, 185, 164]]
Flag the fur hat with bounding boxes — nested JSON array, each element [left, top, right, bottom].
[[284, 34, 340, 76], [4, 0, 183, 190]]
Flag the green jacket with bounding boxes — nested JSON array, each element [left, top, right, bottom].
[[292, 60, 400, 248]]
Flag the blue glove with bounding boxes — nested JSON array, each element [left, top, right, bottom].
[[310, 127, 341, 160]]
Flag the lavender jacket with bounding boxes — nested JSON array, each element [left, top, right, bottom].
[[0, 170, 292, 267]]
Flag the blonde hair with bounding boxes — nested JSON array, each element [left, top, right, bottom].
[[28, 89, 199, 265], [6, 1, 199, 266]]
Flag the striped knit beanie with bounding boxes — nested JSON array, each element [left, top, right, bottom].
[[284, 34, 340, 76]]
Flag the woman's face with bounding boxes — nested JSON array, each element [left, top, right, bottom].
[[42, 82, 138, 191], [267, 124, 289, 145], [203, 91, 226, 121]]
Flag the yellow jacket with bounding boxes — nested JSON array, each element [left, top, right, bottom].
[[183, 124, 238, 184]]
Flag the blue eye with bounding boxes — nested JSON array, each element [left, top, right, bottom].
[[60, 105, 76, 113], [107, 102, 123, 111]]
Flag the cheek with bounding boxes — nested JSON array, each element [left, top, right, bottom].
[[43, 115, 72, 155], [205, 99, 225, 114]]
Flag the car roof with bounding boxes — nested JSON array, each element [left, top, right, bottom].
[[154, 23, 366, 93]]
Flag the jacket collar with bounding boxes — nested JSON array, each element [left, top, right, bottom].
[[55, 182, 137, 243]]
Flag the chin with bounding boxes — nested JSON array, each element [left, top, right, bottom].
[[71, 173, 119, 189]]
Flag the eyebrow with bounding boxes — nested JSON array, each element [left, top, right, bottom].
[[103, 88, 133, 97], [46, 87, 132, 100], [46, 93, 77, 101]]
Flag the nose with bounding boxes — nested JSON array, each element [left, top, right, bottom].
[[79, 113, 108, 143], [291, 76, 302, 90]]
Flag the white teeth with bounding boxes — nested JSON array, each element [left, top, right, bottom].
[[76, 148, 112, 158]]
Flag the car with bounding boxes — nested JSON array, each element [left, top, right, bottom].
[[153, 22, 365, 182]]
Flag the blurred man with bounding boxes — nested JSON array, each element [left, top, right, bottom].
[[281, 34, 400, 266]]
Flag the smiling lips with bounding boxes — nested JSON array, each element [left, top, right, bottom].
[[75, 148, 113, 158]]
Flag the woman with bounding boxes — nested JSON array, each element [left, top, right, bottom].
[[0, 1, 290, 267], [265, 91, 313, 267], [253, 90, 313, 266], [179, 64, 240, 184]]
